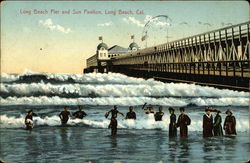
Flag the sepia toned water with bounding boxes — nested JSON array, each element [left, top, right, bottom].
[[0, 72, 249, 163]]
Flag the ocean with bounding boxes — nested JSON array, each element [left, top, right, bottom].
[[0, 71, 249, 163]]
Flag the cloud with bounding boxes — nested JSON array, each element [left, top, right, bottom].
[[97, 21, 112, 27], [122, 17, 144, 27], [39, 18, 72, 34]]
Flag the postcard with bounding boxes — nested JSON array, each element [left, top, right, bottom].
[[0, 1, 249, 163]]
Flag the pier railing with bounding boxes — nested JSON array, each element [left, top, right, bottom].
[[111, 21, 250, 79]]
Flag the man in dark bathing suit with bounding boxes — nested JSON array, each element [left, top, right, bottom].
[[25, 110, 37, 130], [59, 106, 70, 125], [105, 105, 124, 136], [73, 106, 87, 119], [125, 106, 136, 120], [154, 106, 164, 121]]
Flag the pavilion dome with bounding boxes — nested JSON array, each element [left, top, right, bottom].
[[97, 43, 108, 50], [129, 42, 139, 50]]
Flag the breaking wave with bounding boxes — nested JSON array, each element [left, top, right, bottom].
[[0, 114, 248, 132], [1, 70, 249, 106], [1, 82, 248, 98], [1, 71, 152, 84], [0, 96, 248, 106]]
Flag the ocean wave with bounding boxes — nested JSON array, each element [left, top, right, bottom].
[[1, 71, 153, 84], [0, 114, 248, 132], [0, 96, 248, 106], [1, 82, 248, 98]]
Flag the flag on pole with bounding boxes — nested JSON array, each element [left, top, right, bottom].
[[99, 36, 103, 40], [131, 35, 134, 39], [141, 35, 146, 41]]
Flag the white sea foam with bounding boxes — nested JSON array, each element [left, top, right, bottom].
[[1, 82, 248, 98], [0, 96, 248, 106], [1, 71, 150, 84], [0, 113, 248, 132]]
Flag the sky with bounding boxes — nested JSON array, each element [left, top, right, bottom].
[[1, 1, 249, 74]]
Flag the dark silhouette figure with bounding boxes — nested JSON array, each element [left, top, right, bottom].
[[25, 110, 37, 130], [125, 106, 136, 120], [105, 106, 124, 136], [168, 107, 177, 137], [73, 106, 87, 119], [213, 109, 223, 136], [176, 107, 191, 138], [145, 105, 154, 114], [59, 106, 70, 125], [224, 109, 237, 135], [154, 106, 164, 121], [203, 107, 213, 137], [109, 117, 118, 136]]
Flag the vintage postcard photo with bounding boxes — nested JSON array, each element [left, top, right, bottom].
[[0, 1, 249, 163]]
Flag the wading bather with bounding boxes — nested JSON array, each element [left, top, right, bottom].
[[224, 109, 237, 135], [59, 106, 70, 125], [176, 107, 191, 138], [73, 106, 87, 119], [105, 105, 124, 136], [203, 107, 213, 137], [25, 110, 37, 130], [154, 106, 164, 121], [168, 107, 177, 137], [213, 109, 223, 136], [125, 106, 136, 120]]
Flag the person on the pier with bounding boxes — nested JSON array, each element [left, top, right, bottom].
[[168, 107, 177, 137], [105, 105, 124, 136], [176, 107, 191, 138], [73, 106, 87, 119], [25, 110, 37, 130], [213, 109, 223, 136], [203, 107, 213, 137], [154, 106, 164, 121], [59, 106, 71, 125], [145, 105, 154, 114], [224, 109, 237, 135], [125, 106, 136, 120]]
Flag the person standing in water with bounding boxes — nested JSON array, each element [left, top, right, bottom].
[[203, 107, 213, 137], [59, 106, 71, 125], [125, 106, 136, 120], [105, 105, 124, 136], [168, 107, 177, 137], [25, 110, 37, 130], [154, 106, 164, 121], [73, 106, 87, 119], [213, 109, 223, 136], [224, 109, 237, 135], [176, 107, 191, 138], [145, 105, 154, 114]]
